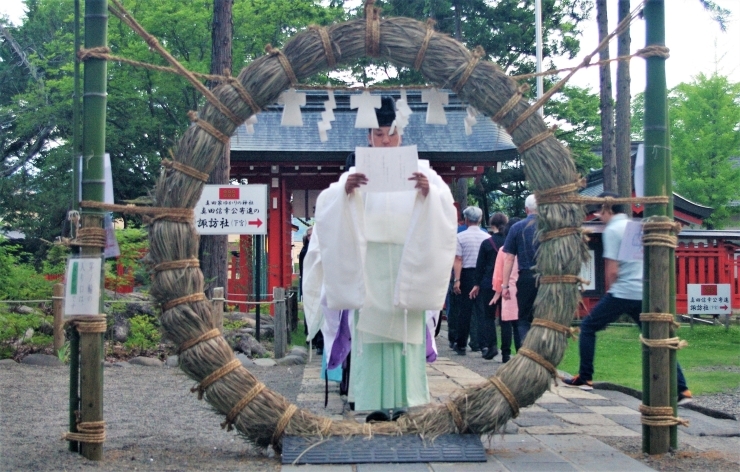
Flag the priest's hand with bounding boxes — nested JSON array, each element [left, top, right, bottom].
[[409, 172, 429, 197], [345, 173, 368, 194], [469, 285, 479, 299]]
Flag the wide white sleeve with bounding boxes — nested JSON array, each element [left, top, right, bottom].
[[394, 165, 457, 310], [313, 172, 367, 311], [302, 229, 324, 341]]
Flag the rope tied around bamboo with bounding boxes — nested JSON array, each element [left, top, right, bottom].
[[639, 404, 689, 427], [62, 420, 106, 444], [642, 219, 682, 249], [79, 200, 195, 224], [639, 335, 688, 351], [66, 315, 108, 334], [69, 227, 107, 248], [640, 313, 681, 329]]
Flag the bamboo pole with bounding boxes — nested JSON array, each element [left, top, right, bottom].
[[77, 0, 108, 461], [53, 284, 65, 352], [642, 0, 673, 455]]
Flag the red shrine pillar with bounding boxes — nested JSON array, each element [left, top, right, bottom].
[[267, 176, 292, 307]]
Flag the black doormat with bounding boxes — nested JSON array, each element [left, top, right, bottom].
[[282, 433, 487, 464]]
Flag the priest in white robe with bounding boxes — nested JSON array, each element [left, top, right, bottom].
[[302, 96, 457, 421]]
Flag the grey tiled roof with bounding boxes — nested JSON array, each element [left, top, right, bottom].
[[231, 90, 515, 156]]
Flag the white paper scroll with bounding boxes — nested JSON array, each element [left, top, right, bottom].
[[421, 88, 448, 125], [350, 91, 381, 129], [354, 145, 418, 193], [278, 88, 306, 127]]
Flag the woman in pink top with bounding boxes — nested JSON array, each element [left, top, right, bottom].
[[491, 217, 522, 363]]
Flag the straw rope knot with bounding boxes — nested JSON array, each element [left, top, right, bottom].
[[188, 110, 230, 144], [639, 404, 689, 427], [492, 84, 529, 123], [190, 358, 242, 400], [534, 177, 587, 203], [227, 77, 261, 114], [538, 274, 589, 291], [162, 158, 209, 182], [453, 45, 485, 93], [179, 328, 221, 354], [539, 226, 587, 243], [319, 418, 333, 437], [272, 404, 299, 447], [531, 318, 578, 341], [62, 420, 106, 444], [265, 45, 299, 87], [221, 382, 266, 432], [310, 25, 336, 68], [518, 348, 558, 379], [640, 313, 681, 329], [413, 19, 436, 71], [70, 227, 107, 248], [488, 376, 520, 418], [639, 334, 688, 351], [162, 292, 207, 312], [636, 45, 670, 59], [517, 126, 556, 154], [364, 0, 381, 58], [77, 46, 111, 61], [153, 258, 200, 272], [445, 401, 466, 433]]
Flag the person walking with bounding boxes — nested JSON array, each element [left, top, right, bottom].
[[491, 217, 522, 363], [469, 212, 508, 360], [501, 195, 539, 340], [562, 192, 692, 404], [298, 227, 324, 354], [452, 206, 490, 355]]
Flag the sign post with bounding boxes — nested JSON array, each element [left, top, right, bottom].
[[687, 284, 732, 330], [194, 184, 268, 236]]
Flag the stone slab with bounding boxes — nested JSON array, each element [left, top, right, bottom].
[[281, 466, 353, 472], [553, 413, 622, 426], [253, 358, 277, 367], [551, 386, 606, 400], [534, 435, 653, 471], [586, 406, 640, 415], [538, 403, 592, 414]]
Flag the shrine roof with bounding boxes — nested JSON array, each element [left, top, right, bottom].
[[230, 89, 517, 163]]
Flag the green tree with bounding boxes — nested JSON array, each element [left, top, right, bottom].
[[0, 0, 343, 262], [669, 73, 740, 228]]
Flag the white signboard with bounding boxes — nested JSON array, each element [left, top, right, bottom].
[[194, 185, 268, 235], [579, 250, 596, 291], [618, 220, 644, 261], [687, 284, 732, 315], [355, 145, 418, 193], [64, 257, 102, 317]]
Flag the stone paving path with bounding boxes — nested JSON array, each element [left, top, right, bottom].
[[285, 328, 740, 471]]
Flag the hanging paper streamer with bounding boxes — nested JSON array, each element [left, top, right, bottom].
[[317, 88, 337, 142], [392, 88, 413, 136], [464, 106, 479, 136], [350, 91, 381, 128], [245, 114, 258, 135], [421, 88, 449, 125], [317, 120, 332, 142], [278, 88, 306, 127]]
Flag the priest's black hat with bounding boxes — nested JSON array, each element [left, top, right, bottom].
[[375, 95, 396, 127]]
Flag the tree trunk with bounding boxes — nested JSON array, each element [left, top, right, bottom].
[[615, 0, 632, 198], [200, 0, 233, 298], [597, 0, 617, 192]]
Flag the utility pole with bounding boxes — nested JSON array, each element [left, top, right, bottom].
[[199, 0, 233, 298]]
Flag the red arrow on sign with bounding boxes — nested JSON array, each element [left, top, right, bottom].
[[720, 305, 728, 310], [249, 218, 263, 228]]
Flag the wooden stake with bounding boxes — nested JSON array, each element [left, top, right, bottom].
[[273, 287, 287, 359], [53, 283, 65, 352], [212, 287, 225, 334]]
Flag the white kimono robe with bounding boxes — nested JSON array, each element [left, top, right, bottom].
[[303, 159, 456, 410]]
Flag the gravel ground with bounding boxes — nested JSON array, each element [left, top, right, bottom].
[[0, 361, 303, 471]]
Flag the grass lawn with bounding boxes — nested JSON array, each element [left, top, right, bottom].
[[558, 324, 740, 396]]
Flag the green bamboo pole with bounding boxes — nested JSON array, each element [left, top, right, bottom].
[[642, 0, 673, 455], [77, 0, 108, 461], [68, 0, 82, 453], [666, 116, 678, 449]]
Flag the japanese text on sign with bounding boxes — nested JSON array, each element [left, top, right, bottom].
[[686, 284, 732, 315], [194, 185, 268, 235], [64, 257, 102, 317]]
